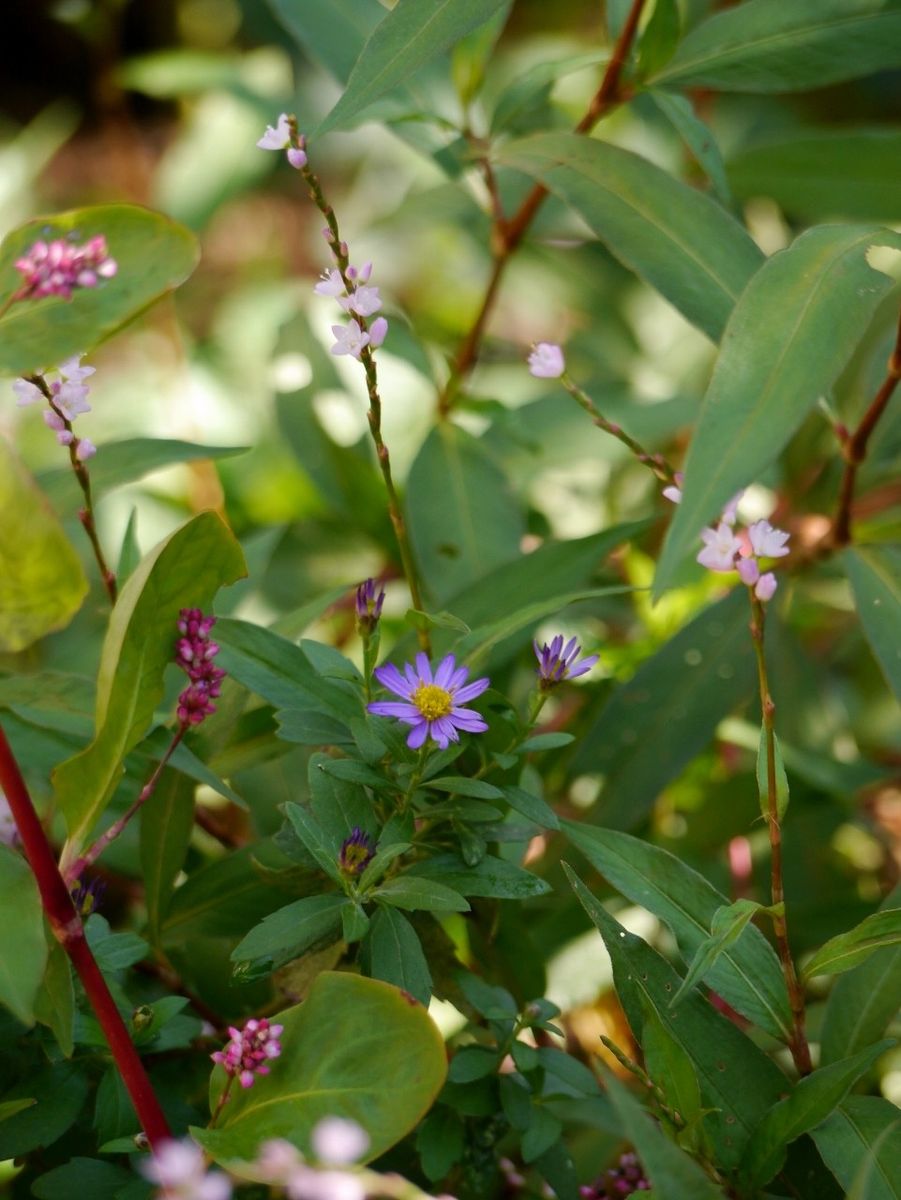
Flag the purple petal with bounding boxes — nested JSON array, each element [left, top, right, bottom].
[[449, 707, 489, 731], [407, 720, 429, 749], [368, 701, 420, 724], [434, 716, 460, 744], [373, 662, 413, 698], [404, 661, 419, 688], [414, 652, 432, 683], [567, 656, 598, 679], [448, 665, 469, 692], [434, 654, 457, 688], [452, 676, 490, 704]]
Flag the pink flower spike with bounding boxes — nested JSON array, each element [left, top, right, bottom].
[[369, 316, 388, 347], [748, 519, 790, 559], [56, 430, 74, 446], [697, 522, 742, 572], [528, 342, 565, 378], [737, 557, 760, 586], [755, 572, 778, 602], [12, 378, 42, 406], [76, 437, 97, 460], [342, 284, 382, 317], [257, 112, 292, 150], [314, 268, 345, 298], [330, 320, 370, 359], [58, 355, 95, 383], [287, 147, 308, 169]]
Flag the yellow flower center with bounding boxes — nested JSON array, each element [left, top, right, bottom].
[[411, 682, 453, 721]]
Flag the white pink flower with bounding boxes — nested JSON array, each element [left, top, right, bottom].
[[527, 342, 565, 379], [748, 519, 790, 559], [141, 1139, 232, 1200], [311, 1117, 370, 1166], [697, 522, 742, 572], [330, 320, 370, 360]]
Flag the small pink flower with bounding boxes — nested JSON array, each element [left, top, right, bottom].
[[341, 284, 382, 317], [76, 437, 97, 461], [314, 268, 346, 298], [697, 522, 742, 573], [257, 113, 292, 150], [330, 320, 370, 360], [369, 316, 388, 348], [662, 478, 683, 505], [0, 791, 18, 847], [755, 572, 778, 602], [748, 519, 790, 559], [736, 557, 760, 586], [311, 1117, 370, 1166], [141, 1139, 232, 1200], [12, 378, 42, 406], [14, 235, 116, 302], [721, 491, 744, 526], [528, 342, 565, 379], [287, 147, 308, 169]]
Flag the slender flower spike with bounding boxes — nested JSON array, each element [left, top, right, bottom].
[[355, 578, 385, 632], [338, 827, 376, 877], [211, 1017, 284, 1089], [697, 522, 743, 573], [368, 653, 489, 749], [330, 320, 370, 360], [174, 609, 227, 727], [314, 269, 345, 298], [14, 235, 116, 302], [528, 342, 565, 379], [534, 635, 598, 690], [142, 1139, 232, 1200], [311, 1117, 370, 1165], [340, 285, 382, 317], [748, 519, 790, 559]]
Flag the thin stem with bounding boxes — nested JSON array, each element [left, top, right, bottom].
[[748, 596, 812, 1076], [563, 377, 679, 484], [208, 1074, 234, 1129], [0, 723, 171, 1146], [438, 0, 647, 412], [27, 373, 118, 604], [64, 725, 186, 885], [295, 142, 430, 651], [832, 307, 901, 546]]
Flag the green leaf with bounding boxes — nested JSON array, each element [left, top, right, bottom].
[[813, 1096, 901, 1199], [496, 133, 762, 341], [456, 970, 517, 1019], [652, 0, 901, 94], [342, 902, 370, 944], [268, 0, 380, 83], [756, 728, 790, 822], [803, 909, 901, 981], [0, 1099, 36, 1123], [230, 894, 347, 969], [727, 129, 901, 224], [34, 939, 75, 1057], [406, 423, 524, 603], [196, 972, 445, 1162], [0, 1063, 89, 1158], [425, 776, 503, 800], [655, 226, 901, 596], [518, 732, 575, 753], [284, 803, 344, 882], [821, 887, 901, 1065], [521, 1106, 563, 1163], [32, 1158, 135, 1200], [409, 852, 552, 899], [375, 876, 470, 913], [636, 0, 681, 78], [365, 906, 433, 1004], [307, 751, 376, 850], [358, 842, 412, 891], [604, 1073, 728, 1199], [0, 205, 198, 375], [566, 866, 788, 1167], [672, 899, 769, 1008], [54, 512, 245, 864], [740, 1041, 895, 1188], [572, 589, 756, 828], [216, 618, 362, 725], [417, 1106, 465, 1181], [140, 770, 194, 943], [319, 0, 511, 133], [502, 785, 560, 831], [845, 547, 901, 703], [563, 823, 791, 1041], [0, 844, 47, 1025], [647, 90, 732, 206], [640, 999, 703, 1138], [449, 1046, 500, 1083], [0, 438, 87, 653], [406, 608, 471, 634], [38, 438, 247, 515]]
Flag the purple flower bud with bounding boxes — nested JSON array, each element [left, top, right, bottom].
[[339, 827, 376, 876], [355, 578, 385, 631], [527, 342, 565, 379], [534, 635, 598, 689]]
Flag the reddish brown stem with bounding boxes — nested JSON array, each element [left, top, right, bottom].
[[438, 0, 647, 413], [0, 724, 171, 1145], [832, 307, 901, 546]]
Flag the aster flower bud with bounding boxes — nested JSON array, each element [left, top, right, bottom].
[[355, 578, 385, 633], [534, 635, 598, 690], [339, 827, 376, 877]]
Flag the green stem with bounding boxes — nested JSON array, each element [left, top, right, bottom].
[[563, 377, 679, 485], [748, 593, 812, 1076]]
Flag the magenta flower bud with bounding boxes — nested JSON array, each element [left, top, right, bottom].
[[174, 608, 226, 728], [211, 1017, 283, 1090], [287, 147, 307, 169], [13, 235, 116, 302]]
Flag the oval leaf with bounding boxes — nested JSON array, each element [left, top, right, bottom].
[[0, 438, 87, 653], [0, 205, 199, 375], [0, 845, 47, 1026], [656, 225, 901, 596], [496, 132, 762, 341]]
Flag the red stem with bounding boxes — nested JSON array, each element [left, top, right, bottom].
[[0, 724, 171, 1146]]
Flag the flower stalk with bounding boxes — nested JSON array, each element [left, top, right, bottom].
[[562, 376, 679, 486], [0, 723, 171, 1146], [748, 595, 812, 1076]]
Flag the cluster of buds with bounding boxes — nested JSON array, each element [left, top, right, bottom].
[[13, 234, 117, 302], [534, 635, 598, 690], [315, 261, 388, 362], [355, 577, 385, 634], [210, 1017, 283, 1090], [13, 355, 97, 460], [338, 827, 377, 878], [580, 1152, 651, 1197], [174, 609, 226, 727]]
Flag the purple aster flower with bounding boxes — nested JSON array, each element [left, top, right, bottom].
[[534, 635, 598, 689], [355, 578, 385, 632], [339, 827, 376, 876], [368, 653, 489, 750]]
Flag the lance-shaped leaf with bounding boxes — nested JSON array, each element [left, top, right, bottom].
[[0, 204, 198, 376], [655, 225, 901, 596], [845, 546, 901, 704], [802, 909, 901, 981], [566, 866, 787, 1168], [55, 512, 246, 866], [604, 1073, 727, 1200], [671, 899, 770, 1008], [0, 438, 87, 653], [0, 845, 47, 1026], [230, 894, 348, 970], [563, 822, 791, 1041], [319, 0, 511, 133], [651, 0, 901, 94], [195, 972, 446, 1163], [756, 727, 790, 822], [496, 132, 762, 341], [811, 1096, 901, 1198], [739, 1041, 895, 1189]]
